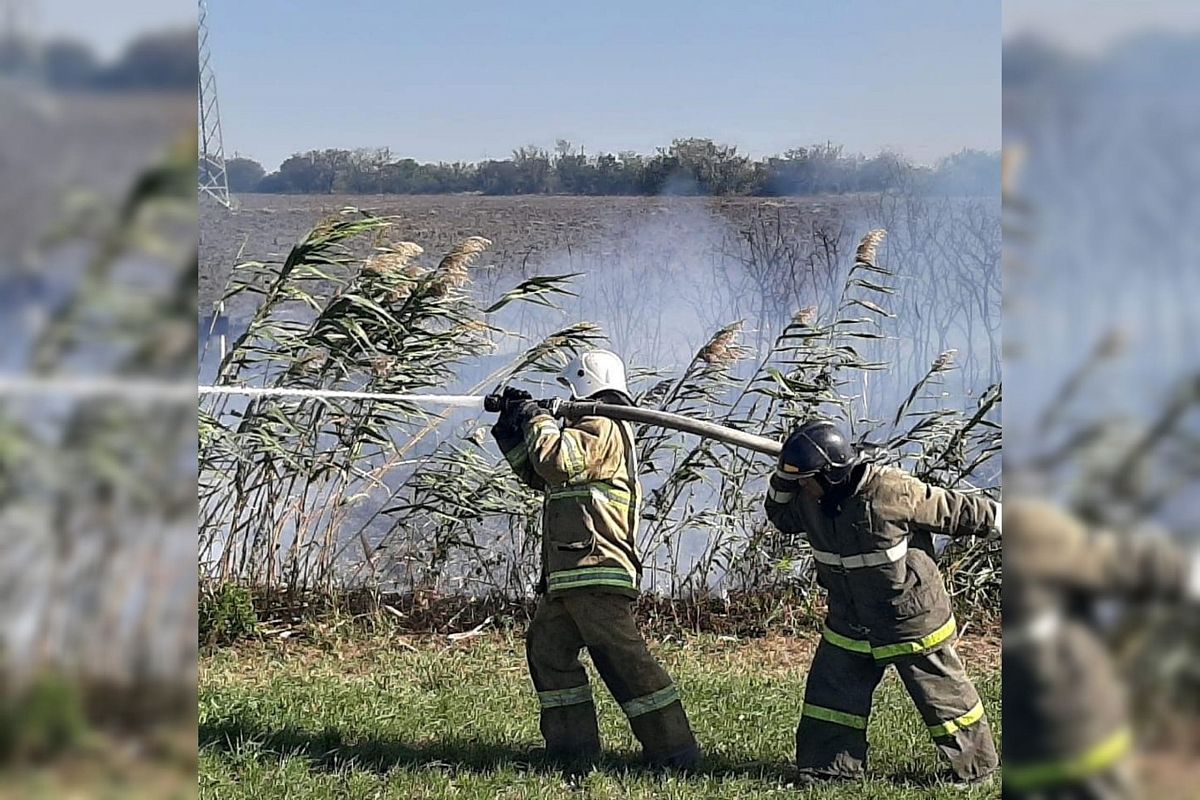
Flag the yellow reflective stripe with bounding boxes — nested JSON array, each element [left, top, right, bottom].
[[559, 431, 587, 477], [802, 704, 868, 730], [822, 626, 872, 654], [871, 617, 957, 661], [621, 685, 680, 718], [928, 701, 985, 738], [504, 442, 528, 468], [547, 483, 633, 511], [525, 418, 558, 451], [537, 685, 593, 709], [547, 567, 635, 592], [1004, 728, 1133, 791]]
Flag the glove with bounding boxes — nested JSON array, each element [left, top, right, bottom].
[[500, 386, 533, 406], [510, 399, 543, 430], [492, 388, 544, 450], [491, 387, 531, 434], [767, 447, 802, 506]]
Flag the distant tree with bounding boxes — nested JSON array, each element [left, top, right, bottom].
[[95, 29, 196, 90], [553, 140, 591, 194], [667, 138, 756, 195], [511, 146, 552, 194], [261, 153, 327, 193], [247, 141, 994, 198], [0, 34, 37, 76], [41, 39, 98, 89], [928, 149, 1000, 196], [858, 150, 908, 192], [225, 157, 266, 193], [477, 159, 521, 195], [255, 171, 291, 193]]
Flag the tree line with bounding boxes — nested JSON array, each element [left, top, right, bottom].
[[0, 29, 195, 91], [227, 140, 998, 197]]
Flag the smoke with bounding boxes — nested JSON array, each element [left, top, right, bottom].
[[196, 188, 1002, 594]]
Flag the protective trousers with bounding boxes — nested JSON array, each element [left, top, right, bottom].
[[525, 590, 700, 767], [796, 636, 998, 781], [1002, 762, 1137, 800]]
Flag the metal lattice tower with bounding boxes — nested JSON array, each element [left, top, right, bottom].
[[198, 0, 231, 208], [0, 0, 38, 79]]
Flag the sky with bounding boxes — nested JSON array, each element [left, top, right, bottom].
[[32, 0, 195, 59], [200, 0, 1000, 171], [1004, 0, 1200, 54]]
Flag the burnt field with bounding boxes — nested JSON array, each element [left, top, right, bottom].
[[200, 189, 999, 414], [1, 88, 193, 263], [200, 193, 862, 315]]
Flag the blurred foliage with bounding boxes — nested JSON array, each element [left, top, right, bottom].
[[0, 29, 195, 92], [0, 673, 88, 763], [199, 584, 259, 648], [1, 124, 197, 777]]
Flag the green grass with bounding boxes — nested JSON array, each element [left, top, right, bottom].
[[199, 631, 1000, 799]]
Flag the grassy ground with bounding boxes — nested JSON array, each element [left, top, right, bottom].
[[200, 629, 1000, 799], [0, 727, 197, 800]]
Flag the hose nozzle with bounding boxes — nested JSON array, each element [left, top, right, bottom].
[[483, 386, 559, 415]]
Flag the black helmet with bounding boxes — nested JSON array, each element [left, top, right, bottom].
[[780, 420, 857, 481]]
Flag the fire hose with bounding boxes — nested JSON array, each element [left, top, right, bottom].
[[0, 379, 786, 459], [484, 393, 783, 458]]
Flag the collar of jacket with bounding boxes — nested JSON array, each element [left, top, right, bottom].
[[819, 462, 873, 515]]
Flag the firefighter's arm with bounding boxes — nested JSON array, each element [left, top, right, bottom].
[[523, 412, 612, 487], [895, 471, 998, 538], [763, 463, 807, 536], [490, 406, 546, 491], [1090, 527, 1195, 602]]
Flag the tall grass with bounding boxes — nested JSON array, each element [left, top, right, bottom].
[[2, 136, 197, 743], [199, 218, 1001, 626]]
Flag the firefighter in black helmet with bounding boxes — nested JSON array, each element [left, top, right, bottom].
[[765, 419, 1001, 785]]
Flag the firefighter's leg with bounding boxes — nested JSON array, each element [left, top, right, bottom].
[[1003, 748, 1137, 800], [894, 642, 999, 782], [563, 591, 700, 769], [525, 594, 601, 760], [795, 636, 887, 779], [1002, 763, 1137, 800]]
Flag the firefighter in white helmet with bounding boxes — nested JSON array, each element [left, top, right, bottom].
[[490, 349, 700, 768]]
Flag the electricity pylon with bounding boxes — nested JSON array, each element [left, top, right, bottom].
[[198, 0, 231, 208], [0, 0, 38, 79]]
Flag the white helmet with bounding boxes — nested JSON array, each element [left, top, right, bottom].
[[557, 349, 631, 402]]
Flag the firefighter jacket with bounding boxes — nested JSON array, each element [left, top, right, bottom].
[[765, 463, 998, 661], [1003, 498, 1192, 793], [495, 410, 642, 597]]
